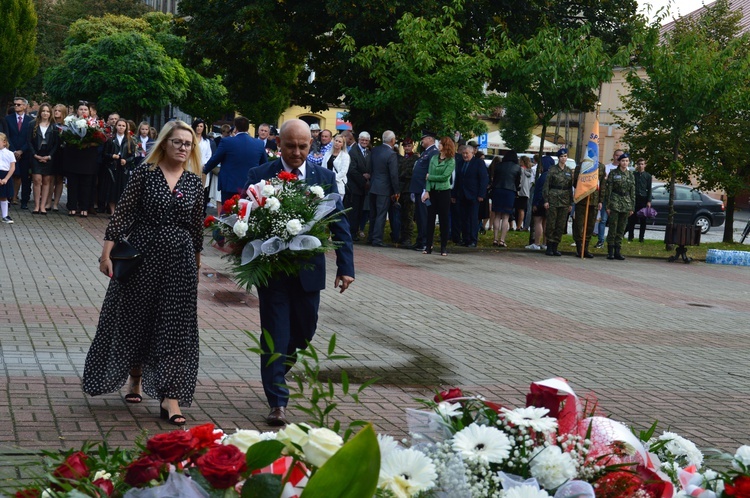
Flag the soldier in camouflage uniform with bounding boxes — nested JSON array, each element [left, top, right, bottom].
[[604, 153, 635, 260], [543, 148, 573, 256], [572, 160, 606, 258], [397, 138, 419, 246]]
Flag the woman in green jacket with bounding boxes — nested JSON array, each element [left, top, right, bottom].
[[422, 136, 456, 256]]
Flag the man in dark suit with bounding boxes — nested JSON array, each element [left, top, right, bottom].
[[6, 97, 34, 208], [245, 119, 355, 426], [367, 130, 400, 247], [344, 131, 371, 241], [257, 122, 277, 151], [409, 132, 439, 251], [453, 144, 489, 247], [204, 116, 267, 202]]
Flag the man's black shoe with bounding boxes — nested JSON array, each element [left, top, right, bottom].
[[20, 204, 28, 210], [372, 242, 388, 247], [467, 243, 477, 248], [413, 245, 427, 251]]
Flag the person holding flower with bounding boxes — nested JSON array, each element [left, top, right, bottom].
[[83, 120, 205, 427], [244, 119, 354, 426]]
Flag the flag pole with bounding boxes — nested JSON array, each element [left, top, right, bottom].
[[580, 102, 601, 260]]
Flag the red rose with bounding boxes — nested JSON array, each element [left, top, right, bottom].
[[93, 478, 115, 496], [53, 451, 90, 481], [726, 475, 750, 497], [434, 388, 463, 403], [190, 423, 222, 451], [124, 454, 166, 487], [146, 430, 197, 462], [15, 490, 41, 498], [204, 215, 217, 228], [278, 171, 298, 182], [196, 444, 248, 489]]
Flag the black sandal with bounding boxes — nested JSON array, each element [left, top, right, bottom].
[[160, 399, 186, 426], [125, 375, 142, 404]]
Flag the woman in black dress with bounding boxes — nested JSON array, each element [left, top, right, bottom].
[[48, 104, 67, 212], [103, 119, 136, 214], [28, 103, 58, 214], [83, 120, 204, 426]]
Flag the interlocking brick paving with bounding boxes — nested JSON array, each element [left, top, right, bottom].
[[1, 205, 750, 490]]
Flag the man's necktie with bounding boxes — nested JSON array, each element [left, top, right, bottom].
[[17, 116, 22, 132], [292, 168, 301, 179]]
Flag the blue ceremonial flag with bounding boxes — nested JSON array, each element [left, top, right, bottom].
[[574, 118, 600, 203]]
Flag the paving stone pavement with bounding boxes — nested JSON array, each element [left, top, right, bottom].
[[1, 204, 750, 488]]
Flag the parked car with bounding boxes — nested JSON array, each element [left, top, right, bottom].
[[649, 183, 725, 234]]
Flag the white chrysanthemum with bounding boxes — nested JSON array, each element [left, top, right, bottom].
[[378, 434, 400, 459], [286, 219, 302, 236], [261, 184, 275, 197], [435, 401, 462, 419], [379, 448, 437, 498], [265, 197, 281, 211], [529, 445, 577, 490], [76, 118, 88, 128], [502, 407, 558, 433], [309, 185, 325, 198], [734, 445, 750, 470], [452, 423, 512, 464], [659, 432, 703, 468], [503, 485, 552, 498], [233, 220, 249, 238]]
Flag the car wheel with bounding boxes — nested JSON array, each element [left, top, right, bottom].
[[694, 215, 711, 234]]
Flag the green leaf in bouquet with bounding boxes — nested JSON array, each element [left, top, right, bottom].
[[327, 334, 337, 356], [240, 473, 283, 498], [245, 440, 286, 472], [300, 424, 380, 498]]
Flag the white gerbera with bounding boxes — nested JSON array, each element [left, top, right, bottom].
[[452, 423, 512, 464], [379, 448, 437, 498], [659, 432, 703, 468], [378, 434, 400, 459], [501, 407, 558, 433], [435, 401, 462, 419], [529, 445, 577, 490], [734, 445, 750, 470], [503, 485, 551, 498]]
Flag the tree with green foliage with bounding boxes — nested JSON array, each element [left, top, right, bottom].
[[617, 2, 749, 241], [0, 0, 38, 102], [495, 23, 632, 174], [338, 0, 495, 138], [499, 92, 536, 153]]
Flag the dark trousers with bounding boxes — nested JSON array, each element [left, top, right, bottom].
[[368, 194, 391, 245], [450, 201, 461, 242], [426, 189, 451, 252], [627, 196, 649, 241], [573, 200, 598, 249], [388, 200, 401, 243], [398, 193, 414, 244], [66, 173, 95, 212], [413, 193, 428, 248], [257, 279, 320, 408], [345, 192, 366, 239], [97, 165, 110, 210], [13, 161, 31, 203], [459, 196, 480, 245]]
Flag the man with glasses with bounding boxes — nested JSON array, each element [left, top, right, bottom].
[[5, 98, 33, 209], [203, 116, 267, 203]]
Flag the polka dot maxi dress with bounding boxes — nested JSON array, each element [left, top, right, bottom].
[[83, 164, 204, 407]]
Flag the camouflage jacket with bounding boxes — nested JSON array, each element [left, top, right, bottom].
[[604, 168, 635, 212], [398, 152, 418, 193], [572, 163, 606, 205], [542, 165, 573, 208]]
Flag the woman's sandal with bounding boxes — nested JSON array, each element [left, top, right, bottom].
[[492, 240, 500, 246], [125, 375, 142, 404], [160, 398, 186, 426], [498, 240, 508, 248]]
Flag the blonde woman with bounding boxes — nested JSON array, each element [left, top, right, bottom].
[[47, 104, 68, 211], [83, 120, 204, 427], [28, 103, 59, 214], [321, 134, 350, 195]]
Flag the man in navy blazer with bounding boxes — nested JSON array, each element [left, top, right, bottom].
[[5, 97, 34, 208], [367, 130, 399, 247], [245, 119, 355, 426], [204, 116, 266, 202], [453, 144, 489, 247], [408, 132, 438, 251]]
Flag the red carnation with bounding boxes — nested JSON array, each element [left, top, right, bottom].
[[726, 475, 750, 497], [124, 454, 166, 487], [53, 451, 90, 481], [434, 388, 463, 403], [203, 215, 217, 228], [223, 198, 237, 213], [190, 423, 222, 451], [278, 171, 298, 182], [93, 478, 115, 496], [196, 444, 248, 489], [15, 490, 41, 498], [146, 430, 198, 463]]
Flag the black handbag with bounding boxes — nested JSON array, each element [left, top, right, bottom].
[[109, 197, 175, 283]]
